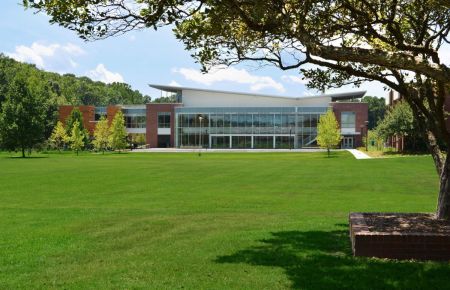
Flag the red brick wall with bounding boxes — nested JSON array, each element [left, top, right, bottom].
[[58, 105, 96, 134], [107, 106, 121, 125], [146, 104, 182, 148], [331, 102, 369, 148], [350, 213, 450, 261], [58, 105, 121, 135]]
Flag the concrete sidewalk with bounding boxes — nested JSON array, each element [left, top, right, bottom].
[[346, 149, 372, 159]]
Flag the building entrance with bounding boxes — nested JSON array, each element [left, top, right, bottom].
[[158, 135, 171, 148], [342, 136, 354, 149]]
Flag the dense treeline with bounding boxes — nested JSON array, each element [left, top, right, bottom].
[[0, 54, 152, 156], [0, 54, 151, 106]]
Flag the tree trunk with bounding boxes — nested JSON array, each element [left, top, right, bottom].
[[436, 152, 450, 219], [21, 147, 25, 158], [426, 131, 445, 176], [327, 147, 330, 157]]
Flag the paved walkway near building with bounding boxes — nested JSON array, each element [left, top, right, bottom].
[[346, 149, 372, 159], [131, 148, 331, 153]]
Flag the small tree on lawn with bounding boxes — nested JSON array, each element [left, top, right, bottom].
[[109, 111, 127, 153], [49, 121, 68, 152], [66, 108, 89, 145], [93, 116, 110, 154], [317, 110, 341, 157], [69, 120, 85, 155]]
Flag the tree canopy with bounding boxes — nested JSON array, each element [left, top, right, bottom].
[[109, 111, 128, 152], [376, 100, 428, 152], [0, 72, 51, 157], [65, 108, 90, 145], [69, 120, 85, 155], [49, 121, 68, 151], [362, 96, 386, 130], [317, 109, 342, 156], [377, 101, 415, 140], [93, 116, 110, 153], [0, 54, 150, 106]]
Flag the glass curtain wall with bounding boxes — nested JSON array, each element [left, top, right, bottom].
[[177, 114, 209, 148], [122, 108, 146, 129], [176, 107, 327, 148]]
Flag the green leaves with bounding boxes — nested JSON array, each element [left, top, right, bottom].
[[375, 100, 416, 139], [0, 71, 51, 155], [93, 116, 110, 153], [109, 111, 127, 152], [49, 121, 68, 151], [69, 120, 85, 155], [317, 109, 341, 155], [0, 55, 149, 106]]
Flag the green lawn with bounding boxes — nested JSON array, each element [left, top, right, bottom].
[[0, 151, 449, 289]]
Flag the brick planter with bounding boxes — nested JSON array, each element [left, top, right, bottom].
[[349, 212, 450, 261]]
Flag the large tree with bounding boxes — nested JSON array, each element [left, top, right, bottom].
[[24, 0, 450, 218], [0, 72, 51, 157]]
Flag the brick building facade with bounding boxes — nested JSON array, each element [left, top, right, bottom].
[[58, 85, 368, 149]]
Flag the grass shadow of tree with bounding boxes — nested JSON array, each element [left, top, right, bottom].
[[8, 156, 49, 159], [215, 226, 450, 289]]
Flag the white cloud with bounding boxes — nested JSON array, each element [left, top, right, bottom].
[[281, 75, 309, 85], [168, 80, 181, 87], [7, 42, 85, 72], [68, 59, 78, 68], [63, 43, 85, 55], [172, 66, 285, 93], [87, 64, 124, 84]]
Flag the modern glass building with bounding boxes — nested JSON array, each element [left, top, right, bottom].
[[175, 106, 329, 149], [150, 85, 368, 149], [58, 85, 368, 149]]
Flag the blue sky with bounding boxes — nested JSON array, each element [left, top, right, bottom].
[[1, 2, 449, 101]]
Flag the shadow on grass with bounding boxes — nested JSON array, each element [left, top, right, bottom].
[[8, 156, 49, 159], [215, 226, 450, 289], [321, 152, 339, 158]]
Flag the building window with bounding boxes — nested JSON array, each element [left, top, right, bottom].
[[95, 107, 107, 121], [122, 108, 146, 128], [341, 112, 356, 129], [125, 116, 146, 128], [158, 112, 171, 128]]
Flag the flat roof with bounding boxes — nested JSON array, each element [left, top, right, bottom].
[[149, 84, 366, 101]]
